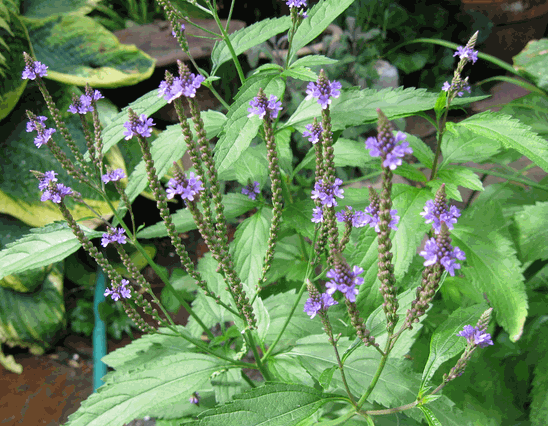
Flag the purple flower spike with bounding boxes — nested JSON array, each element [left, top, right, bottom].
[[303, 121, 324, 144], [158, 78, 184, 103], [123, 114, 155, 140], [68, 92, 102, 115], [172, 23, 185, 37], [22, 60, 48, 80], [325, 265, 364, 303], [454, 46, 478, 64], [305, 71, 341, 109], [38, 171, 58, 190], [26, 115, 56, 148], [457, 325, 493, 348], [242, 181, 260, 200], [419, 236, 466, 276], [39, 171, 72, 203], [189, 392, 200, 405], [311, 206, 323, 223], [335, 206, 367, 228], [166, 172, 204, 201], [101, 227, 127, 247], [304, 291, 337, 319], [102, 169, 126, 184], [248, 93, 283, 120], [441, 80, 471, 97], [179, 72, 205, 98], [311, 178, 344, 207], [104, 279, 132, 301], [365, 131, 413, 170], [362, 202, 399, 233], [286, 0, 307, 7], [420, 197, 461, 234]]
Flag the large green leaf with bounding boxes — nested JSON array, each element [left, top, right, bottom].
[[530, 328, 548, 426], [455, 110, 548, 173], [436, 166, 484, 192], [0, 221, 101, 280], [21, 0, 100, 19], [182, 383, 342, 426], [211, 16, 291, 73], [23, 14, 155, 87], [440, 125, 502, 167], [0, 83, 119, 226], [65, 332, 230, 426], [289, 0, 354, 64], [512, 201, 548, 263], [512, 38, 548, 91], [451, 224, 527, 342], [284, 86, 488, 132], [136, 193, 258, 239], [500, 93, 548, 139], [214, 74, 285, 180], [0, 8, 30, 121]]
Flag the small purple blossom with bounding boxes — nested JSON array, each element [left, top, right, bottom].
[[302, 121, 324, 144], [26, 115, 56, 148], [189, 392, 200, 405], [362, 203, 399, 233], [166, 172, 204, 201], [247, 94, 283, 120], [457, 325, 493, 348], [325, 265, 364, 303], [419, 237, 466, 276], [158, 78, 184, 103], [311, 178, 344, 207], [311, 206, 323, 223], [453, 46, 478, 64], [304, 292, 337, 319], [68, 91, 103, 115], [39, 172, 73, 203], [123, 114, 155, 140], [172, 23, 185, 37], [420, 199, 461, 234], [102, 169, 126, 184], [365, 131, 413, 170], [38, 171, 58, 190], [336, 206, 367, 228], [242, 181, 260, 200], [179, 72, 205, 98], [286, 0, 307, 7], [101, 227, 127, 247], [305, 75, 342, 109], [441, 80, 471, 97], [104, 279, 132, 301], [22, 60, 48, 80]]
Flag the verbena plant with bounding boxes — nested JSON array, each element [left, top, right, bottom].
[[3, 0, 548, 424]]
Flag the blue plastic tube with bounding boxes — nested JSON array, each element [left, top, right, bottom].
[[92, 267, 108, 391]]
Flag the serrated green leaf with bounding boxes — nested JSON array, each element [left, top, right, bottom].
[[451, 226, 527, 341], [426, 179, 461, 202], [24, 14, 155, 87], [281, 66, 318, 82], [440, 125, 502, 167], [420, 304, 488, 390], [234, 145, 269, 186], [289, 0, 354, 64], [434, 91, 447, 122], [291, 55, 338, 68], [284, 86, 488, 133], [211, 17, 291, 72], [275, 127, 293, 174], [530, 330, 548, 425], [404, 132, 434, 169], [183, 383, 341, 426], [332, 138, 373, 168], [500, 93, 548, 139], [214, 75, 285, 179], [512, 201, 548, 263], [455, 110, 548, 173], [417, 405, 442, 426], [437, 166, 484, 191], [0, 222, 101, 280], [393, 161, 427, 182], [136, 193, 258, 239], [66, 343, 229, 426]]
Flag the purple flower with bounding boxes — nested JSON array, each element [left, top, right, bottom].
[[104, 279, 132, 301], [299, 10, 308, 19], [302, 121, 324, 144], [362, 203, 399, 233], [189, 392, 200, 405], [242, 181, 260, 200], [305, 74, 342, 109], [335, 206, 367, 228], [158, 78, 184, 103], [39, 172, 73, 203], [286, 0, 307, 7], [123, 114, 155, 140], [102, 169, 126, 184], [179, 72, 205, 98], [172, 23, 185, 37], [304, 292, 337, 319], [325, 265, 364, 303], [311, 206, 323, 223], [248, 94, 283, 120], [22, 60, 48, 80], [311, 178, 344, 207], [26, 115, 56, 148], [420, 199, 461, 234], [101, 227, 127, 247], [419, 238, 466, 276], [441, 80, 471, 97], [166, 172, 204, 201], [454, 46, 478, 64], [457, 325, 493, 348], [365, 131, 413, 170], [68, 91, 102, 114]]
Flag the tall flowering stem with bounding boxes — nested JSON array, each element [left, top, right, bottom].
[[430, 31, 479, 181], [375, 109, 399, 333]]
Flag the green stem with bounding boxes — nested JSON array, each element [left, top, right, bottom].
[[355, 339, 391, 410], [102, 195, 215, 340], [316, 409, 357, 425], [246, 331, 273, 381], [365, 400, 418, 415], [429, 107, 449, 181]]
